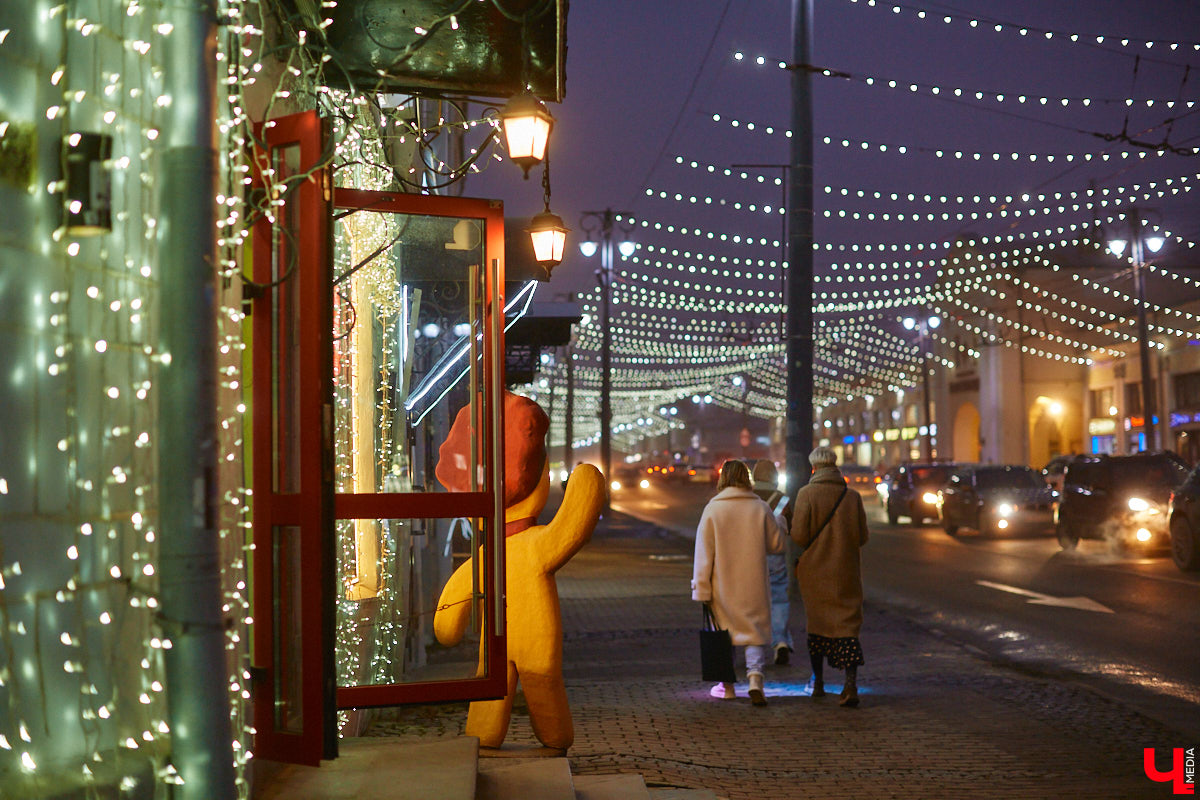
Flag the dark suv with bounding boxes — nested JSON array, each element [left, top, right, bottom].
[[1166, 463, 1200, 571], [885, 462, 958, 525], [938, 464, 1055, 537], [1054, 452, 1189, 553]]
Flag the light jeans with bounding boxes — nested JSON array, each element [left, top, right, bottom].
[[767, 552, 794, 651], [744, 644, 767, 676]]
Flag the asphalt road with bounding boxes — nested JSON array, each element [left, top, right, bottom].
[[610, 479, 1200, 739]]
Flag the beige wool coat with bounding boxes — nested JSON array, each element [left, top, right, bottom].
[[691, 487, 786, 645], [791, 467, 869, 639]]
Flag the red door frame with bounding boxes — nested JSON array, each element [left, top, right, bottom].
[[331, 187, 508, 710], [250, 110, 335, 766], [248, 115, 510, 764]]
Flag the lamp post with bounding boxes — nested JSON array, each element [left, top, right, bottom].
[[579, 210, 635, 499], [903, 315, 941, 461], [1108, 210, 1165, 452]]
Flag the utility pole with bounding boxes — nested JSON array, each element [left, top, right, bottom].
[[158, 1, 236, 797], [579, 209, 633, 503], [785, 0, 815, 492], [564, 341, 575, 480], [921, 341, 933, 461], [1130, 209, 1157, 451]]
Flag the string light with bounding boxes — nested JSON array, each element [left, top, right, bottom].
[[731, 51, 1200, 109], [842, 0, 1200, 54], [708, 112, 1189, 160]]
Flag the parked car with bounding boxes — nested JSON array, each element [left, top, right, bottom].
[[1054, 451, 1189, 553], [1167, 463, 1200, 571], [683, 463, 714, 484], [885, 462, 958, 525], [841, 464, 877, 501], [937, 464, 1055, 537], [1041, 454, 1075, 494]]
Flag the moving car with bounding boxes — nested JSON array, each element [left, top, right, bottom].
[[611, 465, 650, 492], [841, 464, 877, 500], [885, 462, 958, 525], [1054, 452, 1189, 553], [683, 463, 715, 484], [1167, 463, 1200, 571], [937, 464, 1055, 537]]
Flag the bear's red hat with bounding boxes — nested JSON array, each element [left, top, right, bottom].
[[436, 391, 549, 507]]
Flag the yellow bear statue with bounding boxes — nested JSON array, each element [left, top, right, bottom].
[[434, 392, 604, 751]]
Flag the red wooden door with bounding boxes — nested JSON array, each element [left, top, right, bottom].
[[250, 110, 335, 766], [249, 111, 509, 764]]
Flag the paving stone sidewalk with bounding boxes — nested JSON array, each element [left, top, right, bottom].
[[367, 510, 1193, 799]]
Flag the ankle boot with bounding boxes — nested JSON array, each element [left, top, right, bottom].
[[808, 654, 826, 697], [840, 667, 859, 708], [748, 672, 767, 706]]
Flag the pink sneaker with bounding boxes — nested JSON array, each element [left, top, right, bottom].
[[709, 682, 736, 699]]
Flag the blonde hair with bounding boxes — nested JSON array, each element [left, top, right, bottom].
[[808, 446, 838, 469], [716, 459, 752, 491]]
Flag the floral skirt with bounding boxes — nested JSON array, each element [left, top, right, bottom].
[[806, 633, 864, 670]]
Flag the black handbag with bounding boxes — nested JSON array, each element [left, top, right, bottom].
[[699, 602, 737, 683]]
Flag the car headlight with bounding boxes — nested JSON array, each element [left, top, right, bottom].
[[995, 502, 1015, 517], [1128, 497, 1150, 512], [611, 480, 622, 491], [1135, 528, 1152, 542], [922, 492, 939, 505], [639, 479, 650, 489]]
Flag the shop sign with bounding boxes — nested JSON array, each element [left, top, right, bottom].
[[1170, 411, 1200, 428], [884, 428, 900, 441], [900, 426, 918, 439], [1088, 418, 1117, 435]]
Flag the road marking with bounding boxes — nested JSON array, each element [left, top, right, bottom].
[[976, 580, 1114, 613]]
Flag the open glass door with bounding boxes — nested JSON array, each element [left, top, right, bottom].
[[330, 188, 508, 710], [250, 111, 508, 766]]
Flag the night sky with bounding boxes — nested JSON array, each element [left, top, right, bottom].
[[473, 0, 1200, 435]]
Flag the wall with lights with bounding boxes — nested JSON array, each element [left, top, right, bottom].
[[0, 1, 171, 794], [0, 0, 260, 796]]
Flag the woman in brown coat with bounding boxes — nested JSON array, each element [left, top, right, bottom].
[[790, 446, 869, 707]]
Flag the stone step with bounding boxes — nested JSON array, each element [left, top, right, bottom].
[[475, 757, 575, 800], [252, 736, 478, 800], [573, 773, 651, 800], [647, 790, 721, 800]]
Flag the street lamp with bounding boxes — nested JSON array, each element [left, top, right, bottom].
[[903, 315, 941, 461], [1108, 210, 1164, 452], [498, 90, 554, 179], [579, 209, 635, 499]]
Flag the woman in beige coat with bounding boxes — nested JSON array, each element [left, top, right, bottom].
[[791, 446, 869, 707], [691, 460, 786, 706]]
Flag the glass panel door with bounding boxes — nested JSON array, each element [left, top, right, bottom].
[[330, 189, 507, 709]]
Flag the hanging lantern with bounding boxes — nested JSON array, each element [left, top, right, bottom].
[[527, 209, 568, 274], [499, 91, 554, 178]]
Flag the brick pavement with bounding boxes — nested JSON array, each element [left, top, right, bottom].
[[368, 510, 1193, 799]]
